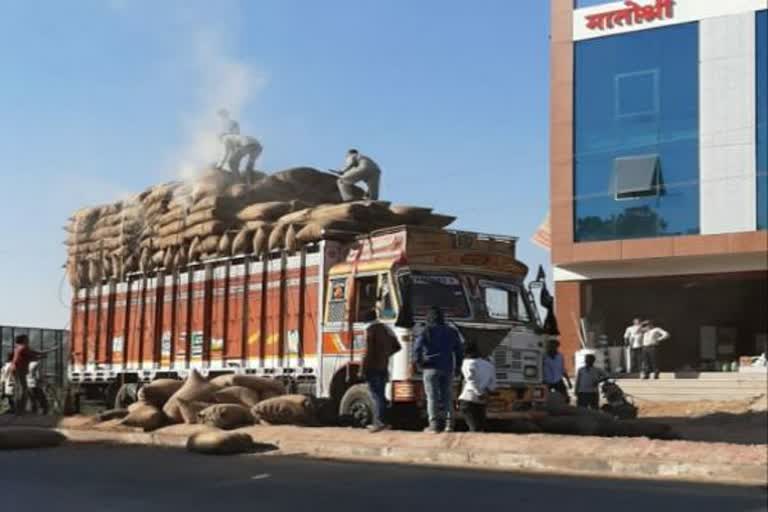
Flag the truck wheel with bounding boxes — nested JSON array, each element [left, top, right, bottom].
[[114, 383, 138, 410], [338, 384, 374, 428]]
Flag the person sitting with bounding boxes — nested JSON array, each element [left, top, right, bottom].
[[458, 341, 496, 432]]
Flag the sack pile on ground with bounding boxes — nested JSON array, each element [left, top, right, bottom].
[[112, 369, 315, 432], [65, 166, 455, 289]]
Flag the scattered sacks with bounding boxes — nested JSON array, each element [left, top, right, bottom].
[[186, 431, 255, 456], [198, 403, 254, 430], [120, 403, 167, 431], [163, 369, 218, 424], [209, 374, 285, 397], [177, 398, 215, 425], [251, 394, 315, 425], [138, 379, 184, 408], [97, 408, 129, 422], [0, 428, 67, 450], [213, 386, 263, 408]]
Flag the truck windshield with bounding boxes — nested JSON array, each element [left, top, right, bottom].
[[400, 272, 470, 318], [477, 279, 532, 323]]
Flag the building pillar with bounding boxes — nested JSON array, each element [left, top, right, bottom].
[[554, 280, 582, 374]]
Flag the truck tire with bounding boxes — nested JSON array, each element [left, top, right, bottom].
[[338, 384, 374, 428], [114, 383, 138, 410]]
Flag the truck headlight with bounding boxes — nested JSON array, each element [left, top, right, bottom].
[[524, 366, 538, 378]]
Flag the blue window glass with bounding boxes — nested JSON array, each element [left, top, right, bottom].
[[757, 11, 767, 230], [573, 24, 699, 242]]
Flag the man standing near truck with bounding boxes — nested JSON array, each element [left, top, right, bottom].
[[413, 306, 464, 433], [361, 309, 401, 433], [10, 335, 42, 415], [543, 339, 572, 404]]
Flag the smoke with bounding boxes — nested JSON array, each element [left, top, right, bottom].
[[170, 30, 267, 182]]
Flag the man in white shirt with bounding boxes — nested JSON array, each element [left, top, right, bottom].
[[458, 341, 496, 432], [641, 320, 670, 379], [542, 339, 572, 403], [624, 318, 644, 374], [26, 361, 49, 415]]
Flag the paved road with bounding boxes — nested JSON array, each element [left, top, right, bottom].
[[1, 445, 765, 512]]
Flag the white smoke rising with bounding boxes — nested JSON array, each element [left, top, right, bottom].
[[171, 29, 267, 182]]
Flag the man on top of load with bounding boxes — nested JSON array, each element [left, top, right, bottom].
[[334, 149, 381, 201], [216, 108, 263, 175]]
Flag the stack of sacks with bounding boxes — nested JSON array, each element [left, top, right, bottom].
[[64, 165, 455, 289], [110, 370, 316, 432]]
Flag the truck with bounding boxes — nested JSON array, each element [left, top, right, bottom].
[[69, 225, 549, 425]]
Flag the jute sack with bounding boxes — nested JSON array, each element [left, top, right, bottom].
[[138, 379, 184, 407], [188, 237, 201, 262], [163, 247, 176, 270], [163, 369, 218, 423], [120, 403, 167, 431], [0, 428, 66, 450], [186, 431, 254, 455], [188, 195, 241, 215], [231, 228, 253, 255], [177, 398, 215, 424], [184, 221, 225, 240], [284, 224, 300, 252], [252, 227, 270, 256], [128, 401, 151, 415], [267, 223, 289, 252], [158, 220, 185, 238], [151, 250, 165, 267], [243, 220, 270, 231], [218, 232, 232, 256], [271, 167, 345, 203], [209, 374, 285, 396], [213, 386, 263, 408], [388, 205, 433, 224], [237, 201, 294, 222], [97, 408, 129, 422], [296, 220, 363, 243], [198, 403, 254, 430], [247, 176, 297, 203], [251, 394, 314, 425], [417, 213, 456, 228]]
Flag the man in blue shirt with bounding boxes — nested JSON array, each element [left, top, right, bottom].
[[413, 306, 464, 433], [543, 339, 572, 404]]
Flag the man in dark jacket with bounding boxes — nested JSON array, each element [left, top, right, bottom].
[[361, 309, 401, 432], [412, 306, 464, 433]]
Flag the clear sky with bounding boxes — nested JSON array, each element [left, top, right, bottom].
[[0, 0, 551, 329]]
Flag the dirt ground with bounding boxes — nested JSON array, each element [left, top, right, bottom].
[[636, 394, 767, 445]]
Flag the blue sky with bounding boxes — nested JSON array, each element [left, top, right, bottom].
[[0, 0, 551, 329]]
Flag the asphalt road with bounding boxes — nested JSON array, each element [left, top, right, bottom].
[[1, 445, 765, 512]]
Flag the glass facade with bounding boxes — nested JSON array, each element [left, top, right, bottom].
[[574, 23, 699, 242], [757, 11, 767, 230]]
